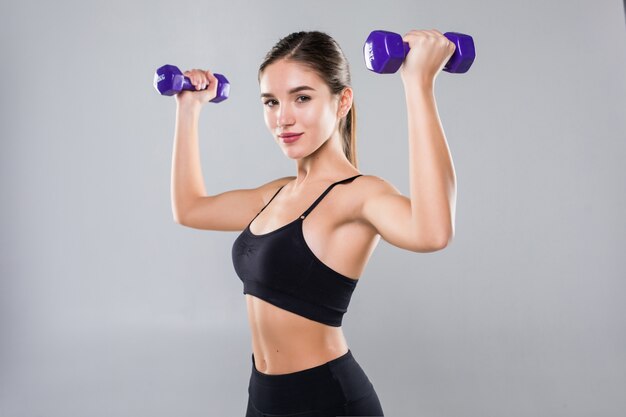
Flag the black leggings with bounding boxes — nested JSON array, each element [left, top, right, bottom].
[[245, 349, 384, 416]]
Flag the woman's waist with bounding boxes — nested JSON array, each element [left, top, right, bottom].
[[250, 327, 348, 375]]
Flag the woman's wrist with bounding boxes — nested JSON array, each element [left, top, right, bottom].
[[401, 75, 434, 93], [176, 99, 203, 117]]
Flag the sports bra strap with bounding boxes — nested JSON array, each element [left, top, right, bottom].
[[300, 174, 363, 218], [250, 184, 285, 222], [250, 174, 363, 223]]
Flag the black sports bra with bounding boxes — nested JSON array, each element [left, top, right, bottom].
[[231, 174, 363, 327]]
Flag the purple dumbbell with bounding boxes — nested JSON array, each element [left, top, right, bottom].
[[153, 64, 230, 103], [364, 30, 475, 74]]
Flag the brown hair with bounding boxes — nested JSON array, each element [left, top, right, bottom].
[[258, 31, 358, 169]]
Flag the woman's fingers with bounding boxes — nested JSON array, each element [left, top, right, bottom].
[[183, 69, 210, 90], [205, 70, 217, 91]]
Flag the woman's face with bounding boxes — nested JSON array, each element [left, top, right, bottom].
[[259, 59, 341, 159]]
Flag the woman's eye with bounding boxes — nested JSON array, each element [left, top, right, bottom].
[[264, 99, 278, 107], [296, 96, 310, 103]]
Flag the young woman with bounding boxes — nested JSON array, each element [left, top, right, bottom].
[[171, 30, 456, 417]]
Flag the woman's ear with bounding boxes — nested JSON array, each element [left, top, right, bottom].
[[338, 87, 353, 117]]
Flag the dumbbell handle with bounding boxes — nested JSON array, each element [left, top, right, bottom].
[[395, 33, 459, 70], [178, 75, 211, 92]]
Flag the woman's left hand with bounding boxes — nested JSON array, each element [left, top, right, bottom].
[[399, 29, 456, 86]]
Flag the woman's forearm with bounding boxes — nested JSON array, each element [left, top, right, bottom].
[[171, 103, 207, 223], [404, 80, 456, 245]]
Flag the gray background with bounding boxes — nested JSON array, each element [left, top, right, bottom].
[[1, 0, 625, 416]]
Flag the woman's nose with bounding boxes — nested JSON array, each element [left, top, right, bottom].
[[277, 106, 295, 127]]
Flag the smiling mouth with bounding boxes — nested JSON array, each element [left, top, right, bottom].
[[279, 133, 303, 143], [278, 132, 303, 138]]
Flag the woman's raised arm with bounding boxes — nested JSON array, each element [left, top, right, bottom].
[[170, 68, 293, 231], [361, 30, 457, 252]]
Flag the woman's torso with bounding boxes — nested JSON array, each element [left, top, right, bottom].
[[241, 174, 380, 375]]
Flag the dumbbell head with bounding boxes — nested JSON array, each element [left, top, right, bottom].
[[364, 30, 475, 74], [442, 32, 475, 74], [363, 30, 408, 74], [208, 73, 230, 103], [153, 64, 230, 102], [154, 64, 185, 95]]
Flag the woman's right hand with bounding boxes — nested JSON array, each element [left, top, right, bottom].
[[175, 68, 219, 109]]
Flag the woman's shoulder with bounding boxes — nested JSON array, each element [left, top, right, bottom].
[[346, 174, 404, 217], [353, 174, 406, 215], [354, 174, 401, 195]]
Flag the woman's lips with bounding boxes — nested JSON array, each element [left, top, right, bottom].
[[280, 133, 303, 144]]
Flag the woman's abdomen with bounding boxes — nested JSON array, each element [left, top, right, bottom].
[[246, 294, 349, 375]]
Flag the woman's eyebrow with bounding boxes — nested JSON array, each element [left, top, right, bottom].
[[260, 86, 316, 98]]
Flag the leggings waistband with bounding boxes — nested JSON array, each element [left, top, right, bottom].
[[250, 349, 354, 385], [248, 349, 377, 415]]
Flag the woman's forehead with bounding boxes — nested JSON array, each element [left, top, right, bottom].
[[259, 60, 327, 94]]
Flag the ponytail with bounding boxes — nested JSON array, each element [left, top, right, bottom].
[[341, 103, 357, 169]]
